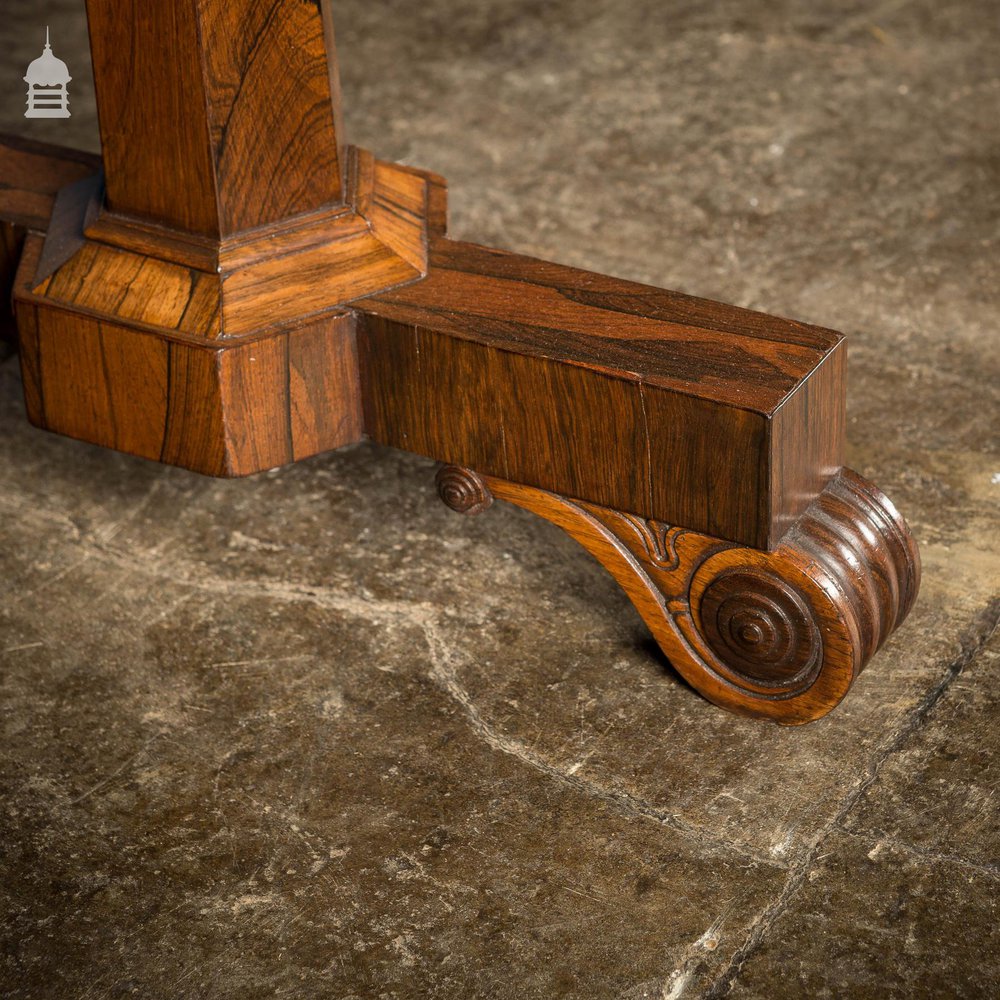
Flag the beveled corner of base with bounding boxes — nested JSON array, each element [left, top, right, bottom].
[[10, 144, 450, 475], [13, 233, 364, 476]]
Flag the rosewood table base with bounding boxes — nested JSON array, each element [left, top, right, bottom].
[[0, 0, 920, 724]]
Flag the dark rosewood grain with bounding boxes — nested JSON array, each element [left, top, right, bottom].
[[355, 238, 845, 549], [85, 0, 346, 236], [15, 232, 363, 476]]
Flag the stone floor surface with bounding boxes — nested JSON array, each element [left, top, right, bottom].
[[1, 0, 998, 997]]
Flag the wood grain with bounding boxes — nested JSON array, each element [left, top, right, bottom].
[[197, 0, 345, 233], [85, 0, 345, 236], [0, 135, 100, 349], [8, 141, 425, 479], [28, 154, 429, 342], [356, 237, 845, 549], [86, 0, 218, 234], [38, 240, 222, 337], [0, 134, 101, 231], [15, 234, 363, 476]]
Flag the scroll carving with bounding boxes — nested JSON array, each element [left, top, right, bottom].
[[437, 465, 920, 724]]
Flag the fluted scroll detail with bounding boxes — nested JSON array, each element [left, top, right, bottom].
[[436, 463, 920, 724]]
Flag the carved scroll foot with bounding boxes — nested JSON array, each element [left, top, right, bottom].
[[435, 465, 920, 724]]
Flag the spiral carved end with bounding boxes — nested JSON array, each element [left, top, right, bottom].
[[699, 569, 821, 688], [436, 464, 494, 515], [687, 468, 921, 720]]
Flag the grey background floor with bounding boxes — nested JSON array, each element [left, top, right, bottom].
[[1, 1, 998, 997]]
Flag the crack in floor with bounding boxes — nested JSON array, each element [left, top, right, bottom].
[[699, 597, 1000, 999], [839, 826, 1000, 882], [5, 483, 998, 998], [420, 618, 782, 871], [0, 519, 787, 870]]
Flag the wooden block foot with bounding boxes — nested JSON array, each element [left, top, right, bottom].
[[436, 465, 920, 724]]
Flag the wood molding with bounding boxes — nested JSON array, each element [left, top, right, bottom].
[[27, 145, 432, 340], [9, 144, 436, 474]]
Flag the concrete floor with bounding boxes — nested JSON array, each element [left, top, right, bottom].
[[2, 0, 999, 997]]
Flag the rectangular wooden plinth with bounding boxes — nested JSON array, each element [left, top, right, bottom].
[[354, 239, 845, 549], [1, 133, 845, 549]]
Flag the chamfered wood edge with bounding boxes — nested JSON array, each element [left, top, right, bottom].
[[23, 145, 437, 342], [436, 464, 921, 724], [766, 341, 846, 548], [12, 233, 364, 477]]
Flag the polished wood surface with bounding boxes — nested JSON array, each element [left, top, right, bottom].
[[6, 4, 432, 477], [356, 238, 845, 548], [15, 232, 362, 476], [0, 0, 922, 722], [0, 135, 101, 231], [0, 136, 101, 350], [85, 0, 345, 236], [42, 148, 431, 339]]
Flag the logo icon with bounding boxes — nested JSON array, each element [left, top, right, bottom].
[[24, 27, 71, 119]]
